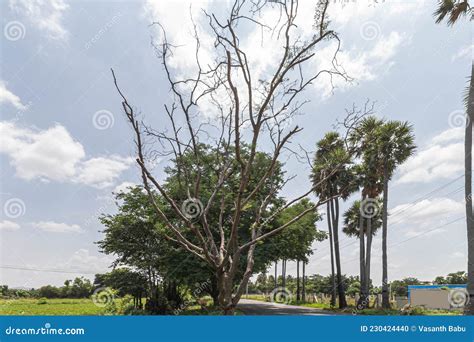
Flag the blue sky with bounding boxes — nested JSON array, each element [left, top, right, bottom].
[[0, 0, 472, 288]]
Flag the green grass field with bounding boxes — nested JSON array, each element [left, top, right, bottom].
[[0, 298, 104, 315]]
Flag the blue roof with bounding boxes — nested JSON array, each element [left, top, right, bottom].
[[407, 284, 466, 299]]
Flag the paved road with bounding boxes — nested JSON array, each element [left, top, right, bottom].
[[237, 299, 336, 315]]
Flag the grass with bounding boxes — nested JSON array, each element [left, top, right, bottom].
[[241, 294, 463, 315], [0, 297, 462, 316], [0, 298, 242, 316], [0, 298, 104, 315]]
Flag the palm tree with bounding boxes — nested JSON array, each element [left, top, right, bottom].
[[349, 117, 385, 308], [343, 198, 383, 308], [434, 0, 472, 25], [312, 132, 356, 308], [377, 121, 416, 308], [434, 0, 474, 314]]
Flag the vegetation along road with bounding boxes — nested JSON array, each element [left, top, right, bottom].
[[237, 299, 337, 316]]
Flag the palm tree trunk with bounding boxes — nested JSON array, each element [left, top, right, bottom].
[[330, 198, 347, 308], [327, 202, 337, 306], [365, 215, 373, 308], [357, 196, 367, 309], [465, 64, 474, 314], [382, 161, 390, 308]]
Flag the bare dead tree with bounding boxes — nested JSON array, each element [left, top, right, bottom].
[[112, 0, 354, 314]]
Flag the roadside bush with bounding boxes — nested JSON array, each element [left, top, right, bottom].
[[37, 298, 48, 305]]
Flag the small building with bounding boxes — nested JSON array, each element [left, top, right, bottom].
[[408, 284, 467, 310]]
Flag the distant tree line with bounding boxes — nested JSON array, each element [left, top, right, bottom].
[[1, 271, 466, 304]]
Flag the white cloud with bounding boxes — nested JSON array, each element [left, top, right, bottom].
[[431, 127, 464, 144], [327, 0, 426, 27], [0, 220, 20, 231], [144, 1, 410, 105], [0, 122, 85, 182], [0, 121, 132, 188], [9, 0, 69, 40], [396, 127, 464, 184], [143, 0, 215, 71], [451, 44, 473, 62], [33, 221, 82, 233], [57, 249, 112, 274], [313, 31, 406, 98], [113, 181, 136, 193], [0, 81, 27, 110], [76, 156, 133, 189], [390, 197, 464, 226]]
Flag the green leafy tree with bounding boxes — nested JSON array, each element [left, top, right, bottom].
[[95, 269, 148, 308], [112, 0, 351, 314], [434, 271, 467, 285], [267, 199, 326, 299], [390, 277, 422, 297], [98, 187, 212, 312]]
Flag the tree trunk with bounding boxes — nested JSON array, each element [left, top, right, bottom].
[[274, 261, 278, 289], [331, 198, 347, 308], [282, 259, 287, 288], [209, 276, 220, 307], [296, 260, 300, 301], [217, 270, 235, 315], [357, 196, 367, 309], [382, 161, 390, 309], [327, 202, 337, 307], [365, 215, 373, 309], [302, 261, 306, 302], [465, 64, 474, 315]]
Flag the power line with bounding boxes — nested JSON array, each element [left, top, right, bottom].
[[388, 174, 464, 218], [341, 216, 464, 266], [310, 174, 466, 258], [0, 265, 98, 275]]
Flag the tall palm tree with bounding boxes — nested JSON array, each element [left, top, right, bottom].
[[343, 198, 382, 308], [349, 117, 385, 308], [312, 132, 356, 308], [434, 0, 474, 314], [377, 121, 416, 308]]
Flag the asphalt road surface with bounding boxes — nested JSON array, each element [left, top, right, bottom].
[[237, 299, 337, 315]]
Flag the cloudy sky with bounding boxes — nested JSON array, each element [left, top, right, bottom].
[[0, 0, 472, 288]]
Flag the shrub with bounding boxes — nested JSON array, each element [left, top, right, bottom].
[[37, 298, 48, 305]]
